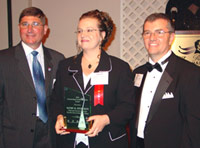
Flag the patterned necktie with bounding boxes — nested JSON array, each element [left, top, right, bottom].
[[146, 62, 162, 72], [32, 51, 48, 123]]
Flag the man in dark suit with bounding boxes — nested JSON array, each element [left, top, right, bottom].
[[129, 13, 200, 148], [0, 7, 64, 148]]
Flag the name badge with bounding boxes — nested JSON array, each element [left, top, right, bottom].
[[134, 74, 143, 87], [91, 72, 108, 85]]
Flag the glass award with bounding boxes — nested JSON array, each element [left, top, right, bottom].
[[62, 87, 92, 133]]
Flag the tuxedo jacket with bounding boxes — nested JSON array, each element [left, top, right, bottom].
[[0, 43, 64, 148], [50, 50, 135, 148], [130, 53, 200, 148]]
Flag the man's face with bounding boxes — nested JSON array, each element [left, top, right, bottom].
[[19, 16, 48, 49], [142, 19, 175, 62]]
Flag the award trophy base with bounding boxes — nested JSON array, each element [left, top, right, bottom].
[[61, 116, 93, 133]]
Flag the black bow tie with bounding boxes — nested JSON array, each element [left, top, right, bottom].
[[146, 62, 162, 72]]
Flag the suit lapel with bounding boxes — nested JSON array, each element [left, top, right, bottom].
[[146, 71, 173, 124], [15, 44, 35, 90], [68, 53, 85, 93], [43, 47, 53, 94]]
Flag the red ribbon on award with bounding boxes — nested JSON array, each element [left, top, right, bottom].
[[94, 85, 104, 106]]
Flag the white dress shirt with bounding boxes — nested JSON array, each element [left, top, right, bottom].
[[137, 50, 171, 138]]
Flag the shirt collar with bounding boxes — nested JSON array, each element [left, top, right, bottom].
[[149, 50, 172, 65], [22, 41, 44, 57]]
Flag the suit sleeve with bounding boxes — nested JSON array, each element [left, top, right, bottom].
[[0, 65, 5, 148], [181, 66, 200, 148]]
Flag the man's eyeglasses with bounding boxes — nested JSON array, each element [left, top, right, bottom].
[[75, 28, 99, 34], [142, 29, 173, 38], [19, 22, 44, 28]]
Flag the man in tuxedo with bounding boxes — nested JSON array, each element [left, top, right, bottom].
[[0, 7, 64, 148], [129, 13, 200, 148]]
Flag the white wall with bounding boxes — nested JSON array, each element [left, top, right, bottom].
[[0, 0, 29, 49], [0, 0, 9, 49], [32, 0, 121, 58], [12, 0, 30, 46]]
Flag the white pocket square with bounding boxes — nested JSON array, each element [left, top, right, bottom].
[[162, 92, 174, 99], [52, 79, 56, 89]]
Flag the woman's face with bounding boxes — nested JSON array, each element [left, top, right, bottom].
[[77, 17, 105, 52]]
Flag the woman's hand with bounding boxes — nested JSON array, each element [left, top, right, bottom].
[[85, 114, 110, 137], [55, 114, 70, 135]]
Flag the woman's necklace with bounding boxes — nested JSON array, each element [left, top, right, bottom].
[[85, 54, 100, 69], [88, 64, 92, 69]]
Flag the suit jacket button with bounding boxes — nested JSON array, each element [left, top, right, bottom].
[[30, 129, 34, 132], [32, 113, 36, 116]]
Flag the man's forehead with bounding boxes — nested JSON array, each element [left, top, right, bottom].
[[20, 16, 42, 22], [144, 19, 168, 30], [145, 18, 167, 24]]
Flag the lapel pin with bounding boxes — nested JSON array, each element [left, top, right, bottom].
[[48, 67, 52, 72]]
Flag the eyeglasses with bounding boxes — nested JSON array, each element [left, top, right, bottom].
[[142, 29, 173, 38], [75, 28, 99, 34], [19, 22, 44, 28]]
